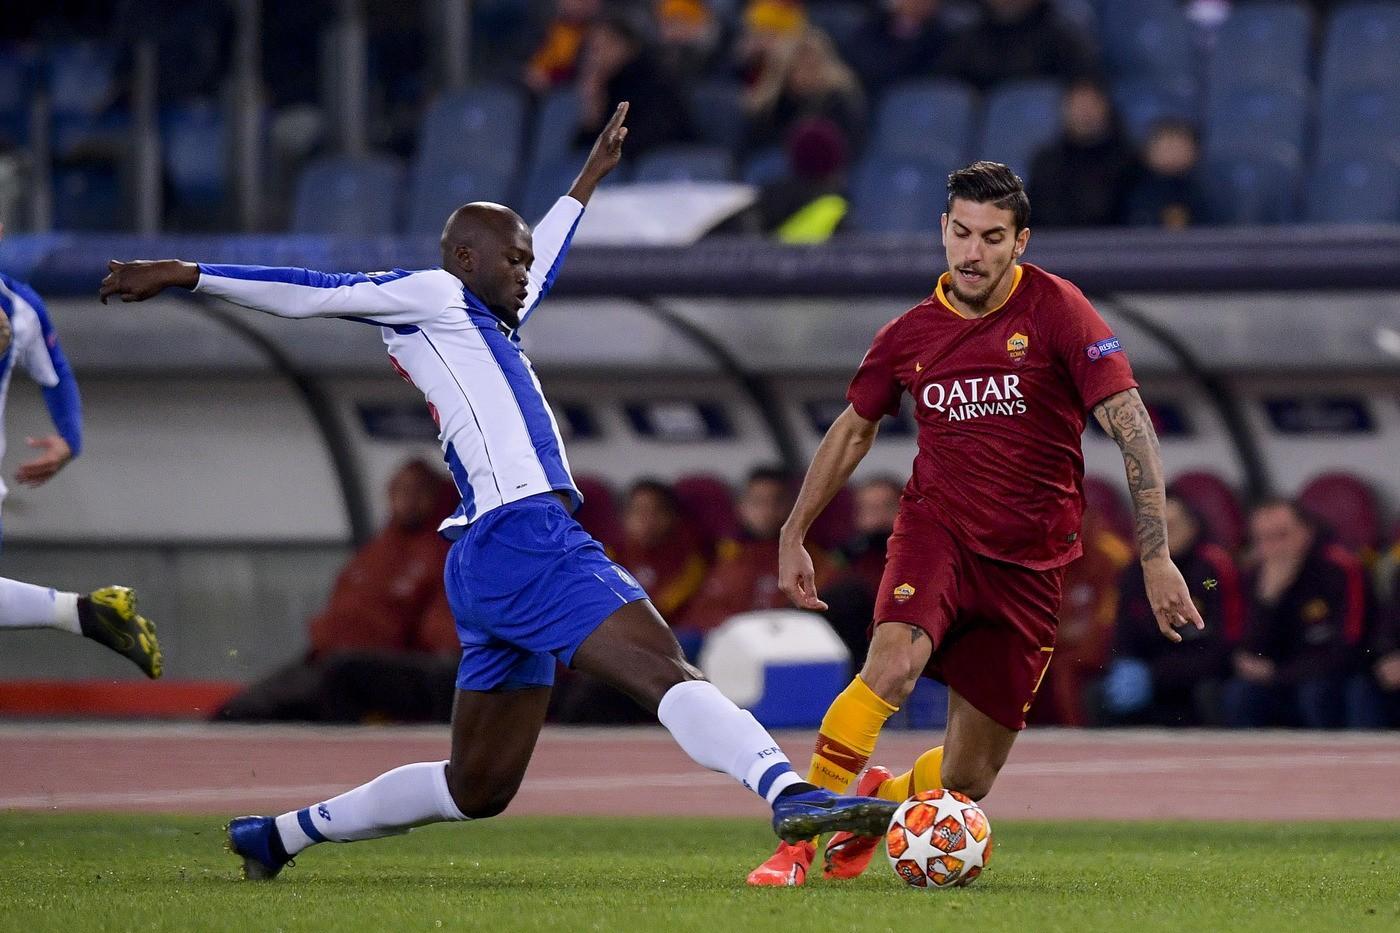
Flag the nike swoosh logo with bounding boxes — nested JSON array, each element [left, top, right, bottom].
[[818, 743, 866, 771]]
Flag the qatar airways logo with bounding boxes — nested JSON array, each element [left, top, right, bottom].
[[920, 374, 1027, 421]]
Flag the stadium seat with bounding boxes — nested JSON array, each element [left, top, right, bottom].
[[976, 80, 1063, 179], [689, 81, 744, 151], [1082, 475, 1134, 544], [162, 99, 228, 212], [1204, 79, 1309, 160], [1319, 2, 1400, 95], [1200, 146, 1301, 224], [871, 80, 974, 167], [1207, 2, 1312, 95], [1112, 77, 1197, 145], [572, 474, 621, 550], [807, 483, 854, 551], [50, 110, 130, 161], [416, 84, 527, 179], [45, 40, 117, 116], [1314, 86, 1400, 166], [528, 89, 584, 174], [1100, 0, 1195, 85], [1168, 471, 1246, 552], [634, 145, 735, 183], [1297, 471, 1382, 557], [805, 2, 870, 53], [741, 146, 787, 187], [50, 164, 122, 231], [673, 473, 739, 549], [1303, 157, 1400, 224], [848, 155, 947, 234], [292, 154, 404, 234], [519, 151, 628, 225], [0, 47, 32, 147], [406, 162, 515, 234]]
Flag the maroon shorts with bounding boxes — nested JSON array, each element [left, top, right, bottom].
[[872, 500, 1065, 731]]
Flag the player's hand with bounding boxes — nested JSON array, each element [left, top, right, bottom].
[[15, 434, 72, 487], [779, 537, 828, 612], [568, 101, 629, 204], [1141, 556, 1204, 643], [99, 259, 199, 304]]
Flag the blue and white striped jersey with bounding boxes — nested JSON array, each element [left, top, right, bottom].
[[194, 195, 585, 538], [0, 273, 83, 504]]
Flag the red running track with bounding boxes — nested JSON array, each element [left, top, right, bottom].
[[1, 725, 1396, 821]]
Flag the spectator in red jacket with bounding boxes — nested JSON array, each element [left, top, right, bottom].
[[1224, 499, 1372, 728], [1097, 495, 1245, 725], [214, 460, 459, 722]]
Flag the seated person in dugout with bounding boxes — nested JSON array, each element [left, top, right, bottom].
[[214, 460, 461, 723]]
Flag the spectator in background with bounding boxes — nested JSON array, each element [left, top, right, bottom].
[[1098, 495, 1244, 726], [734, 0, 807, 91], [741, 26, 866, 157], [1125, 119, 1207, 229], [573, 5, 694, 158], [844, 0, 955, 96], [1224, 499, 1372, 729], [657, 0, 721, 83], [1028, 80, 1136, 228], [524, 0, 602, 94], [1030, 507, 1133, 726], [822, 476, 904, 670], [712, 116, 852, 241], [214, 460, 460, 723], [679, 466, 837, 635], [945, 0, 1099, 92], [1364, 540, 1400, 726]]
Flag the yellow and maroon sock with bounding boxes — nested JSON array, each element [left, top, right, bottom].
[[806, 676, 899, 793], [876, 745, 944, 802]]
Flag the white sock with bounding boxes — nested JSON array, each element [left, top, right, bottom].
[[0, 576, 79, 634], [656, 680, 803, 805], [274, 760, 466, 857]]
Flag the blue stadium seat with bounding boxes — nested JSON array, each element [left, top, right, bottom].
[[406, 163, 516, 234], [1320, 2, 1400, 95], [741, 146, 787, 187], [805, 2, 870, 52], [162, 99, 228, 209], [0, 48, 32, 147], [1208, 2, 1312, 94], [293, 155, 403, 234], [1201, 146, 1301, 224], [1101, 0, 1196, 85], [51, 164, 122, 231], [51, 110, 130, 160], [529, 89, 583, 174], [1315, 85, 1400, 165], [872, 80, 974, 167], [848, 155, 947, 234], [1113, 78, 1197, 144], [976, 80, 1062, 179], [45, 41, 117, 116], [1303, 157, 1400, 224], [1204, 79, 1309, 161], [416, 84, 526, 178], [689, 81, 744, 150], [519, 152, 628, 224], [634, 145, 735, 183]]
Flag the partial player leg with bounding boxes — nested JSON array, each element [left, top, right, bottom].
[[0, 578, 161, 678], [570, 600, 897, 842], [228, 686, 549, 880]]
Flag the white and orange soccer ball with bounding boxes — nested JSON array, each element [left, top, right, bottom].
[[885, 789, 993, 890]]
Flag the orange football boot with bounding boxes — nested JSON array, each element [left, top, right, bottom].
[[822, 766, 894, 880], [746, 839, 816, 887]]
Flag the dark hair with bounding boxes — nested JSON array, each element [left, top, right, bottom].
[[627, 477, 680, 513], [858, 474, 904, 498], [1248, 496, 1317, 532], [947, 160, 1031, 231], [747, 465, 795, 489]]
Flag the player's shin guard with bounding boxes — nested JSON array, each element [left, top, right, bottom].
[[657, 680, 803, 803], [273, 761, 466, 857], [877, 746, 944, 801], [807, 676, 898, 792]]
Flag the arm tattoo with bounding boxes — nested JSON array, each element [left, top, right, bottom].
[[1093, 388, 1168, 561]]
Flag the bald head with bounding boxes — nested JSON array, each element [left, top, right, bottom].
[[440, 202, 535, 328]]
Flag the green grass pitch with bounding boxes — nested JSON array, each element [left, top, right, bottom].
[[1, 814, 1397, 933]]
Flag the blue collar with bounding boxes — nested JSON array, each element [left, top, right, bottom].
[[461, 285, 519, 341]]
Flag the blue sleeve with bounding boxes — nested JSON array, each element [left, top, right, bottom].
[[26, 291, 83, 458]]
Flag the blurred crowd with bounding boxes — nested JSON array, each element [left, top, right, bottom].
[[224, 456, 1400, 731]]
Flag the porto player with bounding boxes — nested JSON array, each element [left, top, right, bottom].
[[749, 162, 1203, 886]]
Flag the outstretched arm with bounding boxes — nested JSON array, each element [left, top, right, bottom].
[[1092, 387, 1204, 642], [100, 262, 439, 327], [780, 405, 881, 611], [4, 281, 81, 486]]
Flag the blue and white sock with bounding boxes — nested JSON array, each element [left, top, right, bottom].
[[0, 576, 79, 633], [656, 680, 804, 805], [274, 760, 466, 857]]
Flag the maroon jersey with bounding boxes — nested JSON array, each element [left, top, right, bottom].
[[847, 263, 1137, 570]]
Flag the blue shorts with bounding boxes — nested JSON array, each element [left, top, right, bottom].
[[445, 493, 649, 692]]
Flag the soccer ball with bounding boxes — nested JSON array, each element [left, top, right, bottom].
[[885, 789, 993, 889]]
